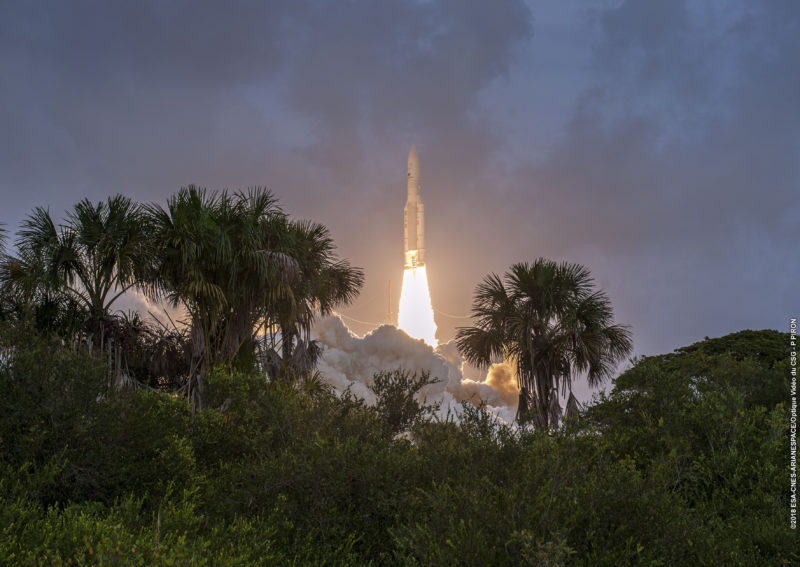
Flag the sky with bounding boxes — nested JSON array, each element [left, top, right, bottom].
[[1, 0, 797, 371]]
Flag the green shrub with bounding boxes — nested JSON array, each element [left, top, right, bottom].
[[370, 368, 441, 437]]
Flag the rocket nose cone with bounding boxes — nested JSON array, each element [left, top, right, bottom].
[[408, 145, 420, 180]]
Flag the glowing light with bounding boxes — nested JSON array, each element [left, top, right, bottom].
[[397, 266, 438, 347]]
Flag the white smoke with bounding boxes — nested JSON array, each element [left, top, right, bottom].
[[312, 315, 518, 423]]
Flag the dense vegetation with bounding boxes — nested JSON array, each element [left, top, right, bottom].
[[0, 194, 793, 564], [0, 318, 792, 564]]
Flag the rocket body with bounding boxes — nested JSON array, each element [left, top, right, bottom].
[[398, 144, 438, 346], [404, 145, 425, 268]]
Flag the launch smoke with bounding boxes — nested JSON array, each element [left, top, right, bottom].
[[313, 315, 518, 423]]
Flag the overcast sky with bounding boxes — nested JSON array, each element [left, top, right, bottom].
[[1, 0, 797, 360]]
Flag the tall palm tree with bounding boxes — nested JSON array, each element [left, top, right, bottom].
[[145, 186, 300, 408], [0, 196, 150, 348], [146, 186, 365, 405], [456, 259, 632, 429]]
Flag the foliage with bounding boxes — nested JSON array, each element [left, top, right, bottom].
[[456, 259, 632, 428], [582, 329, 794, 563], [102, 310, 192, 390], [144, 186, 289, 407], [144, 186, 364, 408], [1, 188, 364, 406], [0, 196, 150, 349], [370, 368, 441, 437], [1, 321, 790, 564], [0, 318, 196, 507], [267, 219, 364, 374]]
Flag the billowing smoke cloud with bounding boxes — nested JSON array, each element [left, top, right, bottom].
[[483, 363, 519, 407], [312, 315, 517, 423]]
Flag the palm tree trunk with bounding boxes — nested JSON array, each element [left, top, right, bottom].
[[280, 324, 294, 378], [536, 373, 550, 430], [190, 317, 208, 412]]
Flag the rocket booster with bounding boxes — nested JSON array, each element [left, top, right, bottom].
[[404, 145, 425, 268]]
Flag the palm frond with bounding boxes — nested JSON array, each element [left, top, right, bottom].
[[455, 325, 505, 368], [18, 207, 58, 251], [564, 391, 582, 420], [547, 387, 563, 427]]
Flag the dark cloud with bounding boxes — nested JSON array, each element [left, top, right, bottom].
[[500, 0, 799, 357]]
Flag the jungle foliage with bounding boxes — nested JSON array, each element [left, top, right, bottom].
[[0, 318, 792, 565]]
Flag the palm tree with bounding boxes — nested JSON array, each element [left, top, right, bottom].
[[0, 242, 84, 338], [146, 186, 365, 406], [145, 186, 300, 408], [264, 219, 364, 377], [0, 196, 150, 348], [456, 259, 632, 429]]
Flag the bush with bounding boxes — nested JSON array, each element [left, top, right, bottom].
[[370, 368, 441, 437]]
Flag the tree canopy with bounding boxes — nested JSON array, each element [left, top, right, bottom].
[[0, 188, 364, 407]]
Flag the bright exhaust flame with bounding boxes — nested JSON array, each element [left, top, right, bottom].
[[397, 266, 438, 347]]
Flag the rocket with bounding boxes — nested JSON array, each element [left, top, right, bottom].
[[404, 145, 425, 268]]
